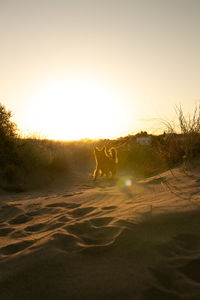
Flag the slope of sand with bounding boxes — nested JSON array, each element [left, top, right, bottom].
[[1, 168, 200, 299]]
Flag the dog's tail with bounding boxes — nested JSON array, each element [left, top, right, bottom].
[[110, 148, 118, 164]]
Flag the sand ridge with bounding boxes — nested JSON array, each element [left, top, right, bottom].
[[1, 168, 200, 299]]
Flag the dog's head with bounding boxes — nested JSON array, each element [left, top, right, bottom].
[[94, 146, 106, 160]]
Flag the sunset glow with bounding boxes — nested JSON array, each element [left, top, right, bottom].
[[22, 77, 133, 140]]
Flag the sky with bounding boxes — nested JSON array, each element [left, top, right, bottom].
[[1, 0, 200, 140]]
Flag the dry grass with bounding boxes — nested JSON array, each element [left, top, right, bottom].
[[159, 105, 200, 171]]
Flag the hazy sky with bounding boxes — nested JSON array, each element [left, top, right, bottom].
[[1, 0, 200, 139]]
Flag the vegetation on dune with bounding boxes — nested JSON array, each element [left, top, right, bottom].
[[1, 102, 200, 191], [0, 104, 18, 164], [0, 103, 72, 191], [158, 105, 200, 170]]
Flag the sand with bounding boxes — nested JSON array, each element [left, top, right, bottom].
[[1, 168, 200, 299]]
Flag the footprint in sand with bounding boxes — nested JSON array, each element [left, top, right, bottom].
[[0, 240, 34, 255], [25, 223, 46, 232], [113, 219, 136, 229], [47, 222, 65, 230], [10, 230, 29, 238], [27, 207, 60, 217], [65, 220, 95, 236], [9, 214, 33, 225], [58, 216, 71, 222], [0, 227, 14, 236], [66, 220, 120, 246], [48, 232, 81, 251], [101, 206, 117, 211], [62, 193, 74, 197], [62, 192, 83, 197], [90, 217, 113, 227], [68, 207, 95, 218], [46, 202, 81, 209], [0, 205, 22, 222]]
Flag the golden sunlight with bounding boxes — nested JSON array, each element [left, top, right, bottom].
[[24, 77, 133, 140]]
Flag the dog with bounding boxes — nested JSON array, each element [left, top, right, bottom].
[[93, 146, 118, 181]]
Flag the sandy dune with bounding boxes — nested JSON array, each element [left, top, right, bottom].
[[1, 168, 200, 299]]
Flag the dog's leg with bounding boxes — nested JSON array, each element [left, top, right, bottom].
[[93, 167, 99, 181]]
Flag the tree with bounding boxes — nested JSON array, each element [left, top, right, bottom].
[[0, 103, 17, 140], [0, 103, 18, 167]]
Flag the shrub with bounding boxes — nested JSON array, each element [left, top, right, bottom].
[[159, 105, 200, 169], [0, 103, 18, 167]]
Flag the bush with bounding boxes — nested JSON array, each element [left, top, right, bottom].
[[0, 104, 71, 190], [0, 103, 18, 167], [117, 143, 165, 177], [158, 105, 200, 169], [0, 103, 17, 139]]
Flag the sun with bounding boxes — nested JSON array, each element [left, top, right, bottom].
[[23, 76, 133, 140]]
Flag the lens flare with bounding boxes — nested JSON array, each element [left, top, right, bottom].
[[117, 177, 133, 189], [125, 179, 132, 186]]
